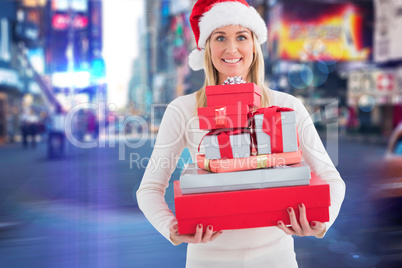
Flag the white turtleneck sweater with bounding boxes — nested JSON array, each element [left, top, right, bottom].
[[136, 89, 346, 268]]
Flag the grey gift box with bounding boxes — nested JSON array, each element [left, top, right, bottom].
[[203, 132, 251, 159], [254, 111, 298, 155], [179, 161, 311, 194]]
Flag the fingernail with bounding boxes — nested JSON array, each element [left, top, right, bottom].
[[311, 221, 316, 227], [208, 226, 212, 230], [277, 221, 282, 226], [299, 203, 304, 209], [219, 231, 223, 234], [287, 207, 292, 213], [173, 224, 178, 230], [198, 224, 202, 229]]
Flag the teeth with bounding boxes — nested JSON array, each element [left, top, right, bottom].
[[223, 58, 241, 63]]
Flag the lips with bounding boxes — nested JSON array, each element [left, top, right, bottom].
[[222, 58, 242, 64]]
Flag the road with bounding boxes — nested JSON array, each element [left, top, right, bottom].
[[0, 135, 399, 267]]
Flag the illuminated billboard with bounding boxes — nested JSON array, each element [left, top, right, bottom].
[[269, 3, 372, 62], [347, 69, 402, 105], [51, 0, 88, 12]]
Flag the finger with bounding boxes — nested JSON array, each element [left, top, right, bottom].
[[311, 221, 326, 238], [201, 225, 214, 243], [169, 223, 179, 235], [169, 223, 182, 245], [194, 224, 203, 243], [210, 230, 223, 241], [287, 207, 302, 234], [277, 221, 294, 235], [298, 203, 310, 231], [172, 224, 207, 244], [172, 233, 195, 244], [171, 228, 202, 244]]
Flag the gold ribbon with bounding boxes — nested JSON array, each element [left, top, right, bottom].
[[256, 155, 268, 169], [204, 158, 211, 172]]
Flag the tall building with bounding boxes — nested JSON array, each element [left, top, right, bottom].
[[45, 0, 106, 103], [128, 17, 149, 116], [140, 0, 196, 128], [0, 0, 106, 144], [0, 1, 23, 143]]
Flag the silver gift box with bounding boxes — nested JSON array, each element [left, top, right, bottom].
[[203, 132, 251, 159], [179, 161, 311, 194], [254, 111, 298, 155]]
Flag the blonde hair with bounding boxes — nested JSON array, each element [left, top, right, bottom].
[[196, 33, 270, 110]]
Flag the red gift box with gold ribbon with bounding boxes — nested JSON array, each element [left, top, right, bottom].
[[206, 83, 261, 108], [198, 104, 251, 130]]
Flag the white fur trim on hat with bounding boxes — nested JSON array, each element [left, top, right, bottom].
[[189, 2, 267, 71], [199, 2, 267, 48], [188, 48, 205, 71]]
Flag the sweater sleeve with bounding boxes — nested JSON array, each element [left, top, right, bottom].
[[136, 99, 187, 244], [294, 99, 346, 235]]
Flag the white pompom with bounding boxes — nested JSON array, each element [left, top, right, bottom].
[[188, 49, 205, 71]]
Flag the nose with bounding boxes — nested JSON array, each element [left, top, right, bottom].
[[225, 39, 238, 54]]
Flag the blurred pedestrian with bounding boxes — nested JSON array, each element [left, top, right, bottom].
[[47, 110, 66, 158], [20, 108, 39, 148], [347, 106, 359, 134], [137, 1, 345, 267], [20, 108, 29, 148], [6, 112, 15, 143]]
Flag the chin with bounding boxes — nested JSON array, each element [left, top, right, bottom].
[[220, 68, 243, 76], [227, 72, 244, 78]]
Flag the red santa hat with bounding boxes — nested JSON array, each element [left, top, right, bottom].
[[189, 0, 267, 71]]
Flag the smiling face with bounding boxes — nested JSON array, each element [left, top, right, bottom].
[[209, 25, 254, 85]]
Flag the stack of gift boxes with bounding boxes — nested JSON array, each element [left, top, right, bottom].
[[174, 79, 331, 235]]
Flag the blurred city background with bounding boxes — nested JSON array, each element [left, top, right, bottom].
[[0, 0, 401, 267]]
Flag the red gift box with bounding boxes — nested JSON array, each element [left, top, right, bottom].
[[174, 173, 330, 235], [198, 104, 251, 130], [206, 83, 261, 108]]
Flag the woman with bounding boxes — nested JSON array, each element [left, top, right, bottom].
[[137, 0, 346, 267]]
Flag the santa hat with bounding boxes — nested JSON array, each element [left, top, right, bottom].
[[189, 0, 267, 71]]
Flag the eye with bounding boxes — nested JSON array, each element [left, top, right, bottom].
[[216, 36, 225, 42], [237, 35, 247, 41]]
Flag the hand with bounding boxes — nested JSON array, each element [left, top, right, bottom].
[[277, 203, 326, 238], [169, 222, 223, 245]]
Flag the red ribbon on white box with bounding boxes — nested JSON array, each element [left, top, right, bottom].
[[252, 106, 295, 154], [198, 128, 251, 159]]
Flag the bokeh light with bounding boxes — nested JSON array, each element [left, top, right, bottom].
[[130, 84, 151, 104], [288, 64, 313, 89], [342, 252, 381, 267], [317, 59, 337, 74], [358, 95, 376, 112], [312, 68, 329, 87]]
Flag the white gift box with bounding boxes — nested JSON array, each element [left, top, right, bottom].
[[179, 161, 311, 194], [203, 132, 251, 159], [254, 111, 298, 155]]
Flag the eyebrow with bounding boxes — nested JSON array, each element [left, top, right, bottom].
[[212, 30, 251, 35], [236, 30, 251, 35]]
